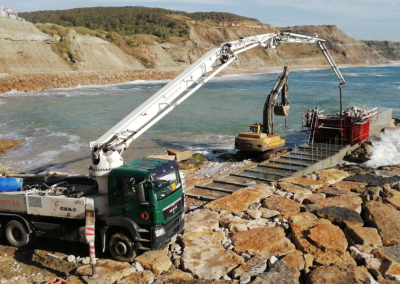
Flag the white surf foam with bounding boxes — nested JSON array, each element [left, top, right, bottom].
[[364, 129, 400, 168]]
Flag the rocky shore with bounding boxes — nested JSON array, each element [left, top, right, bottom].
[[0, 69, 183, 94], [57, 164, 400, 284]]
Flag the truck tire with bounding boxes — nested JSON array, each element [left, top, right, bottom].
[[5, 220, 30, 247], [108, 232, 136, 262]]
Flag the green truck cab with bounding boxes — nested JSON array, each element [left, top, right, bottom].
[[105, 158, 185, 261]]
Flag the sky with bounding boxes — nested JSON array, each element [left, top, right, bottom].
[[3, 0, 400, 41]]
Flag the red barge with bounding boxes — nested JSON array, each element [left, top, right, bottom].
[[305, 106, 379, 146]]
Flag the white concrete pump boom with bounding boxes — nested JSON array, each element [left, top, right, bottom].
[[89, 32, 345, 178]]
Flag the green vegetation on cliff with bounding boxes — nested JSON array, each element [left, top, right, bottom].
[[20, 7, 259, 40]]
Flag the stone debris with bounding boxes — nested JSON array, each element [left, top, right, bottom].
[[76, 259, 137, 283]]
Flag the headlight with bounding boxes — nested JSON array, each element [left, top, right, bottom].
[[155, 227, 166, 237]]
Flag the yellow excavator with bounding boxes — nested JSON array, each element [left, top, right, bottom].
[[235, 67, 291, 160]]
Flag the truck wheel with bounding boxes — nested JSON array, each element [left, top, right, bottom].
[[108, 232, 136, 262], [5, 220, 30, 247]]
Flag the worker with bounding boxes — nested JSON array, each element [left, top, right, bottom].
[[305, 109, 311, 126], [130, 178, 136, 194]]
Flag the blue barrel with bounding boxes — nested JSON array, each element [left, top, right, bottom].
[[0, 178, 23, 191]]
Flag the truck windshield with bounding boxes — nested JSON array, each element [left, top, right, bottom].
[[153, 170, 181, 201]]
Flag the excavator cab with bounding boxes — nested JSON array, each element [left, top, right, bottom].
[[249, 124, 261, 133]]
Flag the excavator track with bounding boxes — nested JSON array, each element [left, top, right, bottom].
[[185, 143, 345, 201]]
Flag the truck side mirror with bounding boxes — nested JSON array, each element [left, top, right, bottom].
[[136, 183, 146, 205]]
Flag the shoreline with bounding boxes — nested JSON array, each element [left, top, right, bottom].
[[1, 61, 400, 95]]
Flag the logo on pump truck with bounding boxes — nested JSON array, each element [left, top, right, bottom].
[[141, 212, 149, 220], [60, 207, 77, 212]]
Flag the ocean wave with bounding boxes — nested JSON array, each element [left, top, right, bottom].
[[365, 129, 400, 168]]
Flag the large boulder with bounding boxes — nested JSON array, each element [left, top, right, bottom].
[[181, 231, 243, 280], [307, 264, 371, 284], [289, 212, 355, 266], [315, 206, 364, 226], [204, 184, 274, 214], [262, 195, 304, 217], [364, 201, 400, 246], [232, 256, 267, 279], [232, 227, 295, 258], [184, 209, 220, 233], [313, 195, 363, 213], [315, 169, 349, 185], [135, 248, 172, 275], [251, 261, 299, 284], [278, 177, 327, 191], [344, 223, 383, 248]]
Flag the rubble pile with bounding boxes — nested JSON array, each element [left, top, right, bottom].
[[69, 167, 400, 284]]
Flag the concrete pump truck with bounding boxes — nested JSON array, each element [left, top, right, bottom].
[[0, 32, 345, 277]]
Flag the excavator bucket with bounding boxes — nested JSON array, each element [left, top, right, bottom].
[[274, 104, 290, 116]]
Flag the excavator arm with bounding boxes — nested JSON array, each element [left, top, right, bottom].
[[263, 66, 290, 136]]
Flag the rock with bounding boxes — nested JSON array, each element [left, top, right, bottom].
[[245, 209, 262, 219], [314, 186, 359, 197], [204, 184, 274, 214], [76, 259, 137, 283], [364, 201, 400, 246], [314, 195, 363, 213], [302, 193, 326, 205], [385, 263, 400, 281], [167, 149, 193, 162], [135, 248, 172, 275], [251, 261, 298, 284], [277, 182, 313, 202], [304, 254, 314, 273], [315, 169, 349, 185], [134, 261, 144, 271], [184, 209, 220, 233], [268, 256, 279, 269], [344, 223, 383, 248], [345, 173, 399, 187], [330, 180, 368, 194], [281, 250, 305, 278], [262, 195, 304, 217], [315, 206, 364, 226], [259, 208, 281, 219], [289, 212, 355, 266], [278, 176, 327, 191], [232, 256, 267, 278], [67, 255, 76, 262], [146, 154, 176, 160], [117, 270, 154, 284], [228, 218, 269, 232], [181, 231, 243, 280], [153, 269, 193, 284], [307, 264, 371, 284], [364, 257, 385, 279], [349, 246, 372, 260], [232, 227, 295, 258], [372, 244, 400, 263], [382, 186, 400, 210]]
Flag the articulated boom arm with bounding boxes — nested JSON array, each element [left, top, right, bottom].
[[278, 32, 346, 85], [90, 32, 345, 176], [263, 67, 290, 135]]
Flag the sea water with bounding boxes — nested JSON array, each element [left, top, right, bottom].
[[0, 64, 399, 174]]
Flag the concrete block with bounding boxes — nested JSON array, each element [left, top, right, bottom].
[[167, 149, 193, 162]]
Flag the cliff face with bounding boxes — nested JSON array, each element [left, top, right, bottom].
[[0, 17, 393, 94], [0, 18, 144, 74], [0, 17, 70, 73], [362, 40, 400, 61]]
